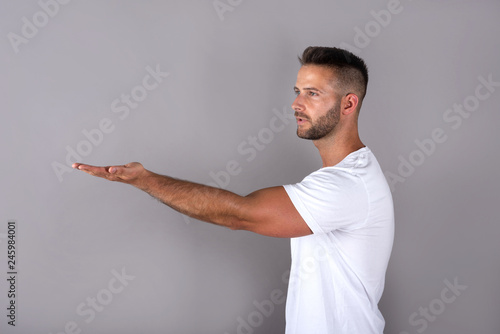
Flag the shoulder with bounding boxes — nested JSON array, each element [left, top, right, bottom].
[[297, 147, 376, 187]]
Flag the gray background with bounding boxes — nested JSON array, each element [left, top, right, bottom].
[[1, 0, 499, 333]]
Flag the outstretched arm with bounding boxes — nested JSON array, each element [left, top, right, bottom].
[[72, 162, 312, 238]]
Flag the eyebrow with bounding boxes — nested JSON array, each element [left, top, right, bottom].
[[293, 86, 324, 93]]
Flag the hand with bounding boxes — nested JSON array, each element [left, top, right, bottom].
[[72, 162, 147, 185]]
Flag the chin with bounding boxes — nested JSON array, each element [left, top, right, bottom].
[[296, 131, 315, 140]]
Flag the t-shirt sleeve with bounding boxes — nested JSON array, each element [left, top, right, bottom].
[[283, 169, 369, 235]]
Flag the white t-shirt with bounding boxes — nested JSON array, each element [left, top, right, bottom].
[[283, 147, 394, 334]]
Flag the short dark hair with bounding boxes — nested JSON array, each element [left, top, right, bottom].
[[299, 46, 369, 100]]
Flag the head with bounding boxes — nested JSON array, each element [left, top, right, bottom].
[[292, 46, 368, 141]]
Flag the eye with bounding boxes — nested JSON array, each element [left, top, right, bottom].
[[294, 90, 300, 96], [308, 91, 318, 96]]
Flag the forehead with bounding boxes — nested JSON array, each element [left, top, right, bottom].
[[295, 65, 337, 89]]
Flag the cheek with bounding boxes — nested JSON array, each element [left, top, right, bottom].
[[321, 98, 339, 111], [310, 100, 332, 114], [307, 98, 325, 110], [311, 95, 335, 107]]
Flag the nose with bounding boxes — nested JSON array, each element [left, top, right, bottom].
[[292, 94, 304, 112]]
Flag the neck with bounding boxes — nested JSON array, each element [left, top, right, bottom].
[[313, 125, 365, 168]]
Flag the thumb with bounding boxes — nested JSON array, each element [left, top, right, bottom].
[[108, 166, 124, 175], [107, 162, 144, 182], [108, 165, 136, 179]]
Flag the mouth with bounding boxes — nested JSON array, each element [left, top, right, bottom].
[[296, 117, 307, 125], [295, 113, 309, 125]]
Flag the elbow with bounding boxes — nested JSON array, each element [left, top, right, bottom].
[[224, 199, 259, 232]]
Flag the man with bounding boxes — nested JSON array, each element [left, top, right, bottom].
[[73, 46, 394, 333]]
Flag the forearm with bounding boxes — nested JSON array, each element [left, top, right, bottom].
[[74, 161, 311, 238], [131, 170, 246, 229]]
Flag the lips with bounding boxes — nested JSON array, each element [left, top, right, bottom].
[[294, 112, 309, 125], [296, 117, 307, 125]]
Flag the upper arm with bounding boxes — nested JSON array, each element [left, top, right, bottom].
[[236, 186, 313, 238]]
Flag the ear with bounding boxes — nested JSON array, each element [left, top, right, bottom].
[[342, 93, 359, 116]]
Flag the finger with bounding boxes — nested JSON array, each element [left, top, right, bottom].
[[82, 165, 109, 175], [73, 163, 136, 182], [73, 164, 111, 178], [72, 163, 99, 171]]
